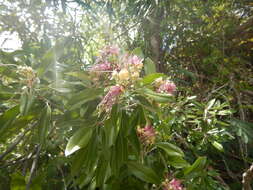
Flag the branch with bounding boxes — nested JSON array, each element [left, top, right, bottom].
[[26, 145, 41, 190], [0, 63, 18, 67], [0, 125, 34, 161], [242, 164, 253, 190]]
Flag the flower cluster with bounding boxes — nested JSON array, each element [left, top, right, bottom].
[[162, 178, 184, 190], [98, 85, 123, 113], [112, 54, 143, 85], [90, 45, 144, 112], [16, 65, 37, 88], [137, 125, 156, 145], [90, 61, 112, 72], [154, 78, 176, 95], [90, 45, 120, 78]]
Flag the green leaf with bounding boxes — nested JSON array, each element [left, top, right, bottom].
[[230, 118, 253, 144], [68, 88, 103, 110], [184, 157, 207, 175], [37, 39, 67, 77], [132, 47, 144, 59], [141, 73, 166, 85], [20, 91, 35, 116], [66, 71, 91, 82], [96, 157, 109, 187], [65, 126, 93, 156], [135, 95, 158, 113], [111, 132, 128, 175], [156, 142, 184, 157], [212, 141, 224, 152], [0, 106, 20, 139], [167, 156, 190, 168], [144, 58, 156, 75], [127, 162, 160, 184], [204, 99, 216, 119], [156, 142, 189, 168], [138, 88, 173, 103], [104, 119, 119, 148], [38, 104, 51, 145]]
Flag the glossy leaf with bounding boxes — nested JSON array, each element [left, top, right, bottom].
[[38, 104, 51, 145], [141, 73, 165, 85], [184, 157, 207, 175], [127, 162, 160, 184], [20, 91, 35, 116], [156, 142, 184, 157], [65, 126, 93, 156], [139, 88, 173, 103]]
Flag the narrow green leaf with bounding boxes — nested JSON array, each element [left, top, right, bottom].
[[184, 157, 207, 175], [212, 141, 224, 152], [20, 91, 35, 116], [0, 106, 20, 139], [38, 104, 51, 145], [65, 126, 93, 156], [141, 73, 166, 85], [156, 142, 184, 157], [167, 157, 190, 168], [139, 88, 173, 103], [127, 162, 160, 184], [66, 71, 91, 81], [68, 88, 103, 110], [96, 157, 109, 187]]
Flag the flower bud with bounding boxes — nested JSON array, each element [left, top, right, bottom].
[[118, 68, 130, 81]]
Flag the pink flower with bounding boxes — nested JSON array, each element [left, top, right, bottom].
[[129, 55, 143, 65], [157, 81, 176, 95], [169, 179, 183, 190], [137, 125, 156, 145], [143, 125, 156, 138], [124, 55, 143, 70], [91, 61, 112, 72], [99, 85, 123, 112], [163, 179, 184, 190], [108, 85, 122, 96]]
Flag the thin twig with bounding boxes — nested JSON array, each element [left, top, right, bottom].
[[26, 145, 41, 190], [230, 75, 248, 167], [58, 165, 67, 190], [0, 125, 34, 161], [0, 63, 18, 67]]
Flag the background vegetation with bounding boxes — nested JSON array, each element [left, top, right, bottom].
[[0, 0, 252, 189]]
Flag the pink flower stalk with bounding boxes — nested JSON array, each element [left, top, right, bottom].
[[91, 61, 112, 72], [157, 81, 176, 95], [108, 85, 122, 96], [99, 85, 123, 112], [163, 179, 184, 190]]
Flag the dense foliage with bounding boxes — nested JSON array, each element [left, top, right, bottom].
[[0, 0, 252, 190]]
